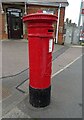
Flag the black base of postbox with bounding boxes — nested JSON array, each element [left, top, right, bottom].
[[29, 86, 51, 108]]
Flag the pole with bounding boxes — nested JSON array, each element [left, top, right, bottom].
[[78, 0, 83, 43], [55, 4, 61, 44], [78, 0, 83, 27]]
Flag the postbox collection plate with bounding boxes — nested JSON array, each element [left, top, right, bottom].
[[49, 39, 53, 52]]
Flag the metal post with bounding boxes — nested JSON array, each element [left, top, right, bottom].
[[55, 4, 61, 44], [78, 0, 83, 43], [78, 0, 83, 27]]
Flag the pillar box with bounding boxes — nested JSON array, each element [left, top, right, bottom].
[[23, 12, 57, 108]]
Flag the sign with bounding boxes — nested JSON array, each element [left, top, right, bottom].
[[43, 10, 54, 15], [82, 9, 84, 14]]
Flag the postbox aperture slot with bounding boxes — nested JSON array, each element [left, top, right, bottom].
[[48, 30, 53, 32]]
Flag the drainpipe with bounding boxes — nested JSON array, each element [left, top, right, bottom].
[[55, 4, 61, 44], [24, 0, 27, 15]]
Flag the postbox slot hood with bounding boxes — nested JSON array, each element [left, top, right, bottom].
[[23, 13, 58, 23]]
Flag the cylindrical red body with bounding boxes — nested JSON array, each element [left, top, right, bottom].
[[23, 13, 57, 107]]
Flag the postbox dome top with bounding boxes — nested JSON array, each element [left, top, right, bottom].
[[23, 13, 58, 23]]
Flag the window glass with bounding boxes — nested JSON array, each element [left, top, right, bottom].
[[12, 18, 20, 30], [11, 12, 19, 17], [7, 8, 21, 12]]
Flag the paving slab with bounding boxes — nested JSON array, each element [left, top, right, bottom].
[[17, 79, 29, 93], [2, 107, 30, 118], [0, 41, 2, 78], [52, 46, 82, 75], [2, 40, 28, 77], [2, 86, 11, 100], [0, 41, 2, 118]]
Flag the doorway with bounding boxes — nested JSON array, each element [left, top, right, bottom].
[[7, 8, 23, 39]]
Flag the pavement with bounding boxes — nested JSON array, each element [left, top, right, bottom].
[[0, 41, 2, 119], [1, 39, 67, 78], [17, 57, 82, 118], [0, 39, 83, 118]]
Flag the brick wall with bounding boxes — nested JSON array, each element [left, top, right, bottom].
[[28, 5, 55, 14], [58, 7, 65, 44], [27, 6, 65, 44], [0, 12, 8, 40], [0, 13, 6, 40]]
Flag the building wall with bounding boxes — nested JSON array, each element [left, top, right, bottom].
[[1, 4, 65, 44], [58, 7, 65, 44], [0, 12, 7, 40], [28, 5, 56, 14], [64, 27, 72, 44], [64, 25, 79, 45], [72, 28, 79, 44], [27, 5, 65, 44]]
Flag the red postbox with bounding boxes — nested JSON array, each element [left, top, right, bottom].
[[23, 12, 57, 107]]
